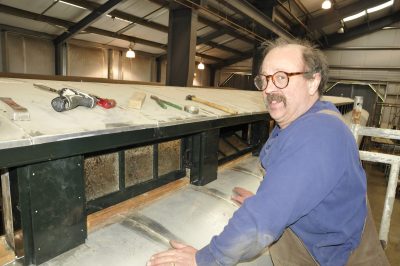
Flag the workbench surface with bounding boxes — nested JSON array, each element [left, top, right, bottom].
[[0, 77, 353, 151], [0, 77, 267, 150]]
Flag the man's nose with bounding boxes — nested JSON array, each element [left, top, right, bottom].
[[264, 79, 278, 94]]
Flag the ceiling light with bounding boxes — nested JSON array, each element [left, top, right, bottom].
[[126, 42, 135, 58], [321, 0, 332, 10], [58, 0, 86, 10], [198, 61, 205, 70], [367, 0, 394, 13], [343, 10, 366, 22]]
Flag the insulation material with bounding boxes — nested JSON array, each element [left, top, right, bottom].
[[125, 145, 153, 187], [122, 54, 154, 82], [7, 33, 54, 75], [84, 152, 119, 201], [158, 139, 181, 176], [68, 43, 108, 78]]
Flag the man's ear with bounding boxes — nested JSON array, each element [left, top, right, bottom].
[[308, 73, 321, 95]]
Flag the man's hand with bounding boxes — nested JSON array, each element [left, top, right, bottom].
[[231, 187, 254, 205], [147, 240, 198, 266]]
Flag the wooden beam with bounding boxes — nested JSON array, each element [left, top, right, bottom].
[[87, 177, 189, 233]]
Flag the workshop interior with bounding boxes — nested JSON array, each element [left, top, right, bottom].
[[0, 0, 399, 265]]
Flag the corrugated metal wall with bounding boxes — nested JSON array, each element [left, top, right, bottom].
[[323, 27, 400, 128]]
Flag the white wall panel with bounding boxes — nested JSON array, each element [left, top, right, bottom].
[[68, 43, 108, 78], [325, 28, 400, 83], [7, 33, 54, 75], [329, 69, 400, 83], [121, 55, 153, 82], [334, 29, 400, 47]]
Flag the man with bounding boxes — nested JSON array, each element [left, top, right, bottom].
[[147, 38, 388, 266]]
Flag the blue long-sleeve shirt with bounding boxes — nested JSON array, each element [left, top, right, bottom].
[[196, 100, 367, 266]]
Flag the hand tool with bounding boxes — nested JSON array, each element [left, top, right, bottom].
[[185, 95, 238, 114], [0, 97, 30, 121], [33, 84, 116, 112], [150, 95, 182, 110], [150, 95, 166, 109], [184, 105, 199, 114]]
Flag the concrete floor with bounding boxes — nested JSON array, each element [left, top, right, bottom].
[[365, 162, 400, 266]]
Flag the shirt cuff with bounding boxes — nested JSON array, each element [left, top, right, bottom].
[[196, 244, 221, 266]]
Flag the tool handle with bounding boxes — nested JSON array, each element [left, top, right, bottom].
[[192, 97, 238, 114], [97, 98, 116, 109], [150, 95, 167, 109], [163, 100, 182, 110], [51, 94, 96, 112]]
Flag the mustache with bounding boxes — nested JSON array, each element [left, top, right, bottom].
[[265, 93, 287, 107]]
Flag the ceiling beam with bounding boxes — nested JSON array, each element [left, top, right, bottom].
[[197, 28, 229, 45], [62, 0, 246, 57], [322, 11, 400, 47], [202, 41, 247, 56], [212, 50, 254, 69], [54, 0, 124, 45], [149, 0, 256, 44], [61, 0, 169, 33], [0, 4, 166, 49], [217, 0, 293, 40], [308, 0, 388, 30], [0, 23, 55, 40]]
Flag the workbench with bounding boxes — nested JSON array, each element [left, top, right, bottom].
[[0, 74, 271, 265], [0, 74, 354, 265]]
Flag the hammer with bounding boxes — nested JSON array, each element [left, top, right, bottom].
[[186, 95, 238, 114]]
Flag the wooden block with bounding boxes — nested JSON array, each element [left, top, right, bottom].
[[128, 91, 146, 109]]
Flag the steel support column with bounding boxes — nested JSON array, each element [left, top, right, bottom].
[[0, 30, 8, 72], [55, 42, 67, 76], [166, 4, 198, 87]]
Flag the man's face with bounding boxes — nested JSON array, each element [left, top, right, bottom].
[[261, 44, 319, 128]]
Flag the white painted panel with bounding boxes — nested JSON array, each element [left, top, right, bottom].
[[6, 33, 24, 73], [324, 50, 342, 65], [44, 1, 90, 22], [387, 83, 400, 95], [68, 43, 108, 78], [24, 35, 55, 75], [91, 15, 131, 33], [197, 25, 215, 36], [334, 29, 400, 47], [149, 10, 169, 26], [117, 0, 161, 18], [0, 0, 54, 14], [326, 49, 400, 67], [7, 33, 54, 75], [364, 51, 400, 67], [121, 55, 153, 82], [123, 24, 168, 44], [73, 32, 116, 45], [224, 39, 253, 51], [329, 69, 400, 83]]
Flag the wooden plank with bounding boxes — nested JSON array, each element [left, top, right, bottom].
[[0, 236, 15, 266], [87, 177, 190, 233]]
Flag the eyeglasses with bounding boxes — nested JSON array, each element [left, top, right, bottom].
[[254, 71, 308, 90]]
